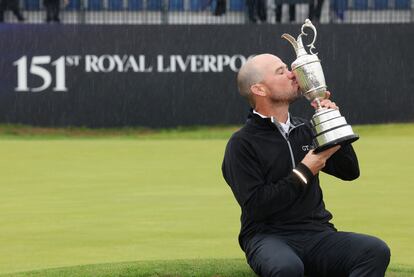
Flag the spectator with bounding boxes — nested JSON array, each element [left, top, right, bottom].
[[214, 0, 226, 16], [246, 0, 267, 23], [275, 0, 295, 23], [44, 0, 69, 23], [309, 0, 324, 22], [0, 0, 24, 23]]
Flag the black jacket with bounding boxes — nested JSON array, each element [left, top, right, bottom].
[[222, 111, 360, 250]]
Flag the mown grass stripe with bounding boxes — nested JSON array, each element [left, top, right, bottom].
[[1, 259, 413, 277], [0, 123, 412, 140]]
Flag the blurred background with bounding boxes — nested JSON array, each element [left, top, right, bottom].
[[0, 0, 413, 24]]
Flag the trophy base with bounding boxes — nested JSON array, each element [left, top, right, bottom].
[[311, 108, 359, 154], [313, 134, 359, 153]]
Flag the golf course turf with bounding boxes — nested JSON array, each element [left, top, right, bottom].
[[0, 124, 413, 276]]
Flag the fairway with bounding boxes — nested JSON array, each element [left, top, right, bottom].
[[0, 124, 413, 276]]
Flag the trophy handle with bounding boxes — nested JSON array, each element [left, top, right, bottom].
[[300, 19, 318, 55]]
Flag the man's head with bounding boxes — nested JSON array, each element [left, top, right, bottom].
[[237, 54, 300, 108]]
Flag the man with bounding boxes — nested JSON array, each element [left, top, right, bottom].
[[246, 0, 267, 23], [275, 0, 295, 23], [44, 0, 68, 23], [309, 0, 324, 22], [0, 0, 24, 23], [222, 54, 390, 277], [213, 0, 226, 16]]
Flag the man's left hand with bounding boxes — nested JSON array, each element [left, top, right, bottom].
[[311, 91, 339, 110]]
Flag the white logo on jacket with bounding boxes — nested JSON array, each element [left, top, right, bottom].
[[302, 145, 312, 151]]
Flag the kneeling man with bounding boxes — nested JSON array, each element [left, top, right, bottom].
[[222, 54, 390, 277]]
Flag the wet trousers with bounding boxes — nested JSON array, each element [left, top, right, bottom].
[[309, 0, 324, 22], [275, 3, 295, 22], [44, 0, 60, 22], [244, 230, 390, 277], [246, 0, 267, 23]]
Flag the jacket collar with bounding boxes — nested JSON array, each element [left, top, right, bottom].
[[247, 109, 304, 130]]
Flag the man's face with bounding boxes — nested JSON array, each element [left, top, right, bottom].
[[259, 56, 300, 104]]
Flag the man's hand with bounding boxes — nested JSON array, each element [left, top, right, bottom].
[[301, 145, 341, 175], [311, 91, 339, 110]]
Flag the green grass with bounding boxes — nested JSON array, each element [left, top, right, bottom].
[[0, 124, 238, 140], [0, 123, 413, 276], [2, 259, 414, 277]]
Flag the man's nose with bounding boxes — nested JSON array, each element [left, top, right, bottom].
[[287, 70, 295, 79]]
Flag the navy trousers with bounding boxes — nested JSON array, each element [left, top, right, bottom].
[[0, 0, 24, 22], [44, 0, 60, 22], [244, 230, 390, 277]]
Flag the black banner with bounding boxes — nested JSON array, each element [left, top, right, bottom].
[[0, 24, 413, 127]]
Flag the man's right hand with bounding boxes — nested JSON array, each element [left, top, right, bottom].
[[301, 146, 341, 175]]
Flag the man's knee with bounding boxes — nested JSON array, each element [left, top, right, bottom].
[[245, 235, 304, 277], [359, 236, 391, 268], [370, 239, 391, 266]]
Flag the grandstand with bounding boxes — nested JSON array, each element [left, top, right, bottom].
[[1, 0, 412, 24]]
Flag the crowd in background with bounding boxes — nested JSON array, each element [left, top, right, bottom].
[[0, 0, 68, 22], [209, 0, 323, 23], [245, 0, 324, 23], [0, 0, 411, 24]]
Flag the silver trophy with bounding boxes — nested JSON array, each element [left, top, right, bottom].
[[282, 19, 359, 153]]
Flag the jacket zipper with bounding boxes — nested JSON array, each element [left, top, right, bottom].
[[273, 119, 304, 169], [285, 137, 296, 169]]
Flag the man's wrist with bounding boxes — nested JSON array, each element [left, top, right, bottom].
[[293, 163, 314, 185]]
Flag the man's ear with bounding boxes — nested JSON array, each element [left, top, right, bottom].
[[250, 84, 267, 97]]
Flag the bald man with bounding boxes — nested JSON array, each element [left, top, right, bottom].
[[222, 54, 390, 277]]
